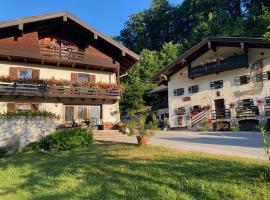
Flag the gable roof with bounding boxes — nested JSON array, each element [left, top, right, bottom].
[[0, 11, 140, 73], [152, 37, 270, 82]]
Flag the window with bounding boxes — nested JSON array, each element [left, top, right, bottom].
[[188, 85, 199, 93], [78, 74, 89, 82], [266, 97, 270, 105], [210, 80, 223, 89], [78, 106, 88, 120], [90, 106, 100, 119], [256, 72, 267, 82], [175, 107, 186, 115], [238, 99, 254, 108], [174, 88, 184, 96], [15, 103, 32, 112], [19, 69, 32, 79], [65, 106, 75, 122], [235, 75, 250, 85]]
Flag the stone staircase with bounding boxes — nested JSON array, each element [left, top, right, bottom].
[[93, 130, 136, 143]]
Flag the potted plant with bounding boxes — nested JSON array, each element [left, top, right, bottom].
[[125, 114, 159, 145]]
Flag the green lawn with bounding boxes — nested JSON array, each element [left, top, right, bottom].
[[0, 143, 269, 200]]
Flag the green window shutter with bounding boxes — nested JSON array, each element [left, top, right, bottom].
[[246, 75, 251, 83], [238, 100, 243, 107], [235, 77, 240, 85], [210, 82, 214, 89], [188, 86, 192, 93], [262, 72, 267, 80]]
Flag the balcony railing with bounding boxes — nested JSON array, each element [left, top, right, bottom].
[[188, 55, 248, 78], [0, 83, 120, 100], [236, 106, 259, 119], [40, 45, 85, 61], [211, 109, 231, 120]]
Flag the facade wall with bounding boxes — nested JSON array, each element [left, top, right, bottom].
[[168, 47, 270, 127], [0, 61, 119, 125], [0, 61, 116, 83], [0, 116, 61, 148]]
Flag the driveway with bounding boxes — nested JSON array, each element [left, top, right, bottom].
[[150, 131, 268, 160], [98, 131, 269, 160]]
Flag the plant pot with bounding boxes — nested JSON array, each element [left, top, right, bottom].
[[136, 136, 150, 145]]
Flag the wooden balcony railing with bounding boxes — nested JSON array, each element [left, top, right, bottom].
[[39, 45, 85, 61], [0, 83, 120, 100], [211, 109, 231, 120], [236, 106, 259, 119], [188, 55, 248, 78]]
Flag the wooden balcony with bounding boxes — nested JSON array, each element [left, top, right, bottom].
[[211, 109, 231, 120], [188, 55, 248, 78], [0, 83, 120, 104], [236, 106, 259, 119]]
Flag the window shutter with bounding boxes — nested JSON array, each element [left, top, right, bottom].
[[246, 75, 251, 83], [32, 69, 40, 80], [234, 77, 240, 85], [238, 100, 243, 107], [7, 103, 15, 112], [31, 104, 39, 111], [71, 73, 78, 82], [89, 74, 96, 83], [262, 72, 267, 80], [188, 86, 192, 93], [9, 67, 18, 80], [174, 89, 177, 96], [210, 82, 214, 89]]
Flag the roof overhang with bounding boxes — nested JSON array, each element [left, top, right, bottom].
[[152, 37, 270, 83], [0, 11, 140, 74]]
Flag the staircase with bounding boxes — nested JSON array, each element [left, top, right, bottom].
[[191, 110, 207, 127]]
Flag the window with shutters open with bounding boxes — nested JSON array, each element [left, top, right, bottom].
[[188, 85, 199, 93], [174, 88, 184, 96], [210, 80, 223, 89], [235, 75, 250, 85]]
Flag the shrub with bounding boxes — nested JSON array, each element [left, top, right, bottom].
[[0, 110, 60, 119], [39, 128, 93, 152], [24, 142, 40, 152], [0, 147, 7, 158]]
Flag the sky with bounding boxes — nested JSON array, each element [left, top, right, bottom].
[[0, 0, 181, 36]]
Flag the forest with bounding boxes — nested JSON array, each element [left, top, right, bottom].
[[119, 0, 270, 114]]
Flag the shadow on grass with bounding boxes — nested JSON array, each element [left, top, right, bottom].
[[0, 142, 270, 200]]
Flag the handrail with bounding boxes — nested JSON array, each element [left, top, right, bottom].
[[39, 44, 85, 61], [211, 109, 231, 120], [235, 106, 259, 118]]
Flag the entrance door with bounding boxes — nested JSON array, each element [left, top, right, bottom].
[[214, 99, 225, 119]]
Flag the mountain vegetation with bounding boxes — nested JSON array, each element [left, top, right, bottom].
[[120, 0, 270, 114]]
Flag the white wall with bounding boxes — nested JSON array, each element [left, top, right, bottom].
[[0, 61, 116, 83], [168, 47, 270, 127]]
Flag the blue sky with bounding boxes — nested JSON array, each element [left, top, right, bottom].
[[1, 0, 181, 36]]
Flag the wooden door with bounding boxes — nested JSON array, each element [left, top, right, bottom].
[[214, 99, 225, 119]]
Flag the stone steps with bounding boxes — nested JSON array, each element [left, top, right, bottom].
[[93, 130, 133, 141]]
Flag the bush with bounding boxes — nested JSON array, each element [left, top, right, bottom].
[[0, 147, 7, 158], [24, 142, 40, 152], [39, 128, 93, 152]]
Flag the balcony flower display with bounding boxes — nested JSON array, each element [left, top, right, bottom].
[[0, 75, 124, 91]]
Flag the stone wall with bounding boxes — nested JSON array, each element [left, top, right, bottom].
[[0, 116, 60, 148]]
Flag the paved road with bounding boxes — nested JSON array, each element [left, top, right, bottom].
[[151, 131, 268, 160], [101, 131, 269, 160]]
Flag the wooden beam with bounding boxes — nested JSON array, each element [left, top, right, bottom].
[[72, 62, 76, 68], [57, 60, 60, 67], [24, 58, 27, 63], [18, 24, 24, 31], [94, 33, 98, 40], [122, 51, 126, 57], [208, 41, 216, 52], [240, 42, 248, 53], [7, 56, 11, 61], [41, 59, 45, 65], [63, 16, 68, 22]]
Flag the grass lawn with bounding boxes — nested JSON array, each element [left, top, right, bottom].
[[0, 143, 270, 200]]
